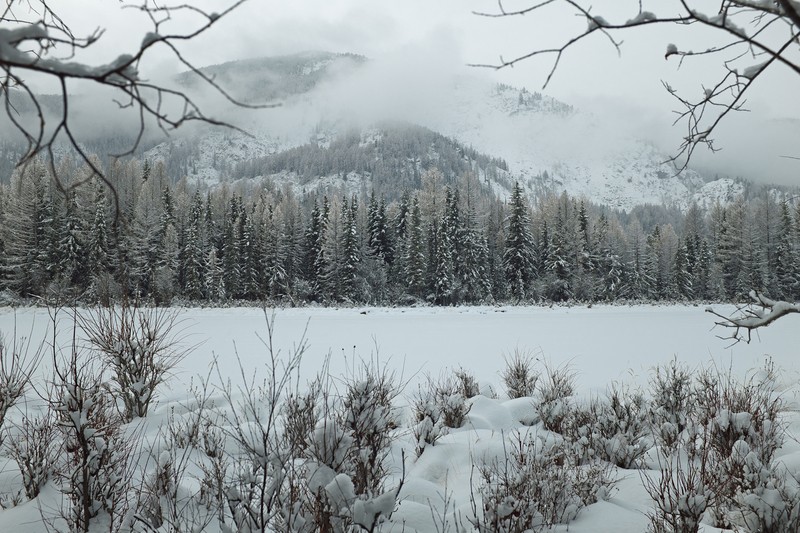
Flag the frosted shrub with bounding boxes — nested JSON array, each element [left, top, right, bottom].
[[166, 407, 203, 449], [411, 384, 447, 457], [650, 358, 694, 449], [136, 444, 214, 532], [50, 349, 135, 533], [5, 410, 58, 500], [0, 333, 41, 437], [690, 360, 786, 527], [501, 348, 539, 399], [410, 374, 469, 449], [601, 384, 650, 467], [286, 361, 404, 532], [453, 367, 480, 398], [283, 377, 323, 457], [212, 310, 307, 532], [642, 427, 716, 533], [696, 359, 784, 465], [565, 384, 649, 468], [80, 304, 188, 421], [537, 362, 576, 434], [340, 362, 398, 496], [474, 432, 613, 532], [729, 450, 800, 533], [431, 375, 471, 429]]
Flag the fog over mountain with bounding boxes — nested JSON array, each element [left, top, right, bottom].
[[1, 47, 796, 209]]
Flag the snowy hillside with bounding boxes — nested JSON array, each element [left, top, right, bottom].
[[424, 82, 747, 210], [141, 53, 763, 210]]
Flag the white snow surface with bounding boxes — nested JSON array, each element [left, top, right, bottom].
[[0, 304, 798, 532]]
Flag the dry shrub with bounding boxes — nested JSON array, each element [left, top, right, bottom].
[[500, 348, 539, 399]]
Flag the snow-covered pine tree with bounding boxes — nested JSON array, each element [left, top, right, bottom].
[[86, 183, 112, 285], [237, 206, 261, 300], [431, 187, 456, 305], [486, 195, 507, 300], [182, 190, 207, 300], [367, 191, 393, 266], [220, 196, 242, 300], [262, 203, 287, 299], [57, 192, 87, 290], [673, 239, 693, 299], [774, 200, 798, 299], [304, 196, 330, 301], [338, 194, 361, 301], [504, 182, 535, 301], [458, 178, 491, 303], [404, 196, 427, 298], [544, 199, 572, 301], [2, 162, 52, 296], [715, 199, 746, 298], [735, 212, 766, 298]]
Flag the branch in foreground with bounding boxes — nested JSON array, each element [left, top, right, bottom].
[[471, 1, 800, 171], [706, 291, 800, 344], [1, 0, 277, 218]]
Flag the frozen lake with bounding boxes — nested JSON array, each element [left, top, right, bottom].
[[2, 303, 796, 396]]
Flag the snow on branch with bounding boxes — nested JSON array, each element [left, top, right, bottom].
[[706, 291, 800, 345], [472, 0, 800, 172], [0, 0, 274, 219]]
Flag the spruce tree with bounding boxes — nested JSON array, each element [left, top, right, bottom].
[[182, 191, 206, 300], [504, 182, 535, 300], [432, 187, 456, 305], [404, 196, 426, 298], [774, 201, 798, 299]]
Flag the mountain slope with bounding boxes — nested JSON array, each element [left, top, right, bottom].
[[129, 53, 772, 209]]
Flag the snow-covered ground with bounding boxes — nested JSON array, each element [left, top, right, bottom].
[[0, 304, 797, 532]]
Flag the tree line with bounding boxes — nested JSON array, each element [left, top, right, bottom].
[[1, 157, 798, 306]]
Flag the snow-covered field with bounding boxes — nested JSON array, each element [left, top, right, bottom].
[[0, 304, 797, 532]]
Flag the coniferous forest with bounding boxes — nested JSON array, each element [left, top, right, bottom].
[[1, 156, 798, 307]]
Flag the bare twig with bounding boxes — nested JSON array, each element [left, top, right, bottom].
[[706, 290, 800, 344], [473, 1, 800, 170], [1, 0, 277, 215]]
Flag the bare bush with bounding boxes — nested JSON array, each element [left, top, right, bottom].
[[283, 373, 325, 458], [564, 384, 650, 468], [79, 304, 189, 421], [0, 332, 42, 437], [4, 409, 59, 500], [473, 432, 614, 532], [211, 310, 307, 532], [650, 358, 694, 449], [696, 359, 784, 465], [453, 367, 480, 398], [340, 360, 400, 497], [134, 377, 220, 532], [537, 361, 576, 433], [134, 435, 215, 533], [693, 359, 786, 527], [49, 339, 137, 533], [500, 349, 539, 399], [642, 426, 716, 533], [411, 384, 448, 457]]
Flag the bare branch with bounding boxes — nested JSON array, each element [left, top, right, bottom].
[[706, 291, 800, 344], [0, 0, 276, 204], [474, 1, 800, 168]]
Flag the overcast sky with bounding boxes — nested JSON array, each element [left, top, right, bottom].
[[43, 0, 800, 182]]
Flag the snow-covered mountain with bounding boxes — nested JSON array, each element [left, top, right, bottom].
[[145, 51, 757, 210]]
